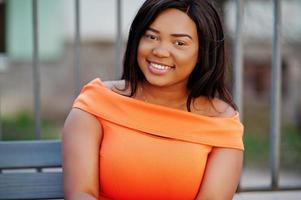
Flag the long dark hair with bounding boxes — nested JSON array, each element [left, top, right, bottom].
[[121, 0, 237, 111]]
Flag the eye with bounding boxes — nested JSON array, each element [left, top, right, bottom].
[[175, 40, 186, 46], [145, 34, 159, 41]]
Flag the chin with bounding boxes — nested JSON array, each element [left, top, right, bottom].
[[144, 76, 171, 87]]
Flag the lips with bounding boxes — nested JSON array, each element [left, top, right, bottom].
[[147, 60, 175, 75]]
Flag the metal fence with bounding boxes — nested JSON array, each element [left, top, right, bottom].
[[2, 0, 301, 193]]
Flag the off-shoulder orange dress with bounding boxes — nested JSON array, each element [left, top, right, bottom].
[[73, 78, 244, 200]]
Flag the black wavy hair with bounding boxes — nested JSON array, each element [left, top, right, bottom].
[[121, 0, 237, 111]]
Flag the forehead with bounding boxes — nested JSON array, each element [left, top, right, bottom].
[[149, 8, 197, 35]]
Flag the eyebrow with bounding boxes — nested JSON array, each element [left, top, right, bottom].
[[147, 27, 193, 40]]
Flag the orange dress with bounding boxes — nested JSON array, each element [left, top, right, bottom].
[[73, 78, 244, 200]]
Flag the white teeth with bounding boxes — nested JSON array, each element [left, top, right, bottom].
[[151, 62, 171, 70]]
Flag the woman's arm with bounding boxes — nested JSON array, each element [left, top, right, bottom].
[[62, 108, 102, 200], [195, 148, 243, 200]]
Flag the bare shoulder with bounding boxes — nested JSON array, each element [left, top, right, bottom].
[[211, 98, 237, 118], [103, 80, 131, 95], [63, 108, 102, 137], [192, 97, 237, 118], [103, 80, 125, 89], [64, 108, 100, 126]]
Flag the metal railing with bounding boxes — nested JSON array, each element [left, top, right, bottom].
[[234, 0, 300, 192], [29, 0, 124, 137], [2, 0, 301, 193]]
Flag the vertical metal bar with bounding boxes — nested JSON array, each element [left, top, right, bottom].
[[32, 0, 41, 139], [0, 85, 2, 140], [270, 0, 282, 189], [233, 0, 244, 192], [233, 0, 244, 117], [74, 0, 81, 95], [115, 0, 122, 79], [0, 0, 5, 140]]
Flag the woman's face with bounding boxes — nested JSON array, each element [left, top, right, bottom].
[[137, 8, 199, 88]]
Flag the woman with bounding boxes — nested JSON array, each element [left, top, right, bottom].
[[62, 0, 244, 199]]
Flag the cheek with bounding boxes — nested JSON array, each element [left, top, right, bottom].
[[137, 42, 149, 67], [137, 40, 152, 57], [189, 47, 199, 66], [137, 42, 143, 57], [137, 43, 145, 63], [177, 50, 198, 66]]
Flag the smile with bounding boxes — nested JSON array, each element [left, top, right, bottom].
[[147, 61, 175, 75], [151, 62, 172, 70], [148, 60, 174, 69]]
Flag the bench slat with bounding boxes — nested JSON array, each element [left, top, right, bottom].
[[0, 140, 61, 169], [0, 172, 63, 199]]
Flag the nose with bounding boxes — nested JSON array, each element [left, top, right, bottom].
[[152, 44, 170, 58]]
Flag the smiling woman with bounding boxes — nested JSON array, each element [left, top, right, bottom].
[[62, 0, 244, 200], [137, 8, 199, 88]]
